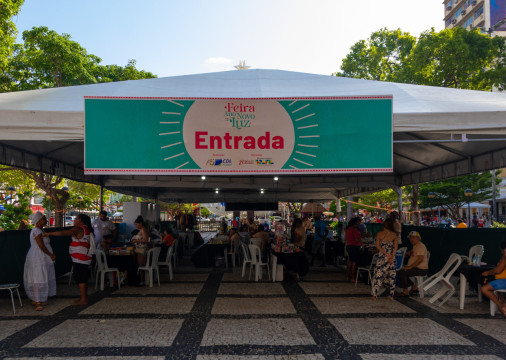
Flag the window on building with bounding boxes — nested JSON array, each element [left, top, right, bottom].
[[446, 0, 453, 8], [455, 7, 463, 17], [464, 16, 473, 27], [474, 5, 484, 19]]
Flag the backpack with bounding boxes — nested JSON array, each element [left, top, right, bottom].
[[87, 232, 96, 256]]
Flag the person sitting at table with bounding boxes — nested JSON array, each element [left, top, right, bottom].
[[161, 228, 175, 247], [481, 241, 506, 316], [371, 218, 398, 301], [247, 218, 257, 233], [131, 215, 150, 285], [251, 225, 270, 251], [292, 218, 307, 248], [345, 217, 362, 282], [396, 231, 429, 297], [100, 234, 114, 254]]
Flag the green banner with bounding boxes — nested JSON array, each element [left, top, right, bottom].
[[84, 97, 392, 175]]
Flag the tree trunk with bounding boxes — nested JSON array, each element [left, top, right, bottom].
[[21, 171, 69, 227], [411, 184, 420, 226]]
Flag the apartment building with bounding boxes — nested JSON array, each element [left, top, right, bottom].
[[444, 0, 506, 36]]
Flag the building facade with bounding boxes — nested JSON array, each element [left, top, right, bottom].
[[444, 0, 506, 36]]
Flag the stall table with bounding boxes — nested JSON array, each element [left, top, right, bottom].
[[453, 263, 494, 310], [271, 250, 309, 282], [106, 252, 140, 286]]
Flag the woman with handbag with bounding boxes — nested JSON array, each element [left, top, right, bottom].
[[131, 216, 150, 285]]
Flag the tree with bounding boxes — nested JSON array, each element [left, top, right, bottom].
[[94, 59, 156, 82], [9, 26, 101, 90], [336, 28, 416, 82], [419, 171, 501, 220], [21, 171, 69, 227], [0, 190, 33, 230], [0, 0, 24, 92], [8, 26, 157, 91], [405, 27, 506, 90], [67, 180, 111, 211], [336, 27, 506, 91]]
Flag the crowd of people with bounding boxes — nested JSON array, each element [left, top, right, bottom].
[[19, 209, 506, 314]]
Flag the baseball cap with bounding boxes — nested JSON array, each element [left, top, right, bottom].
[[408, 231, 421, 239]]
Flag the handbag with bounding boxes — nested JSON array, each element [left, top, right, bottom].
[[134, 243, 147, 254]]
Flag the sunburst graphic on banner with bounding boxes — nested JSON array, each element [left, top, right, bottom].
[[158, 99, 196, 169], [279, 100, 321, 170]]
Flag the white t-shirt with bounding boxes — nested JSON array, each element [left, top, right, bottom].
[[91, 218, 116, 248]]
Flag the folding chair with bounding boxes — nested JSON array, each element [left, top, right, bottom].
[[423, 253, 462, 306], [355, 253, 379, 287]]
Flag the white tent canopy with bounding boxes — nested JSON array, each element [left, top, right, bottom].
[[0, 69, 505, 203]]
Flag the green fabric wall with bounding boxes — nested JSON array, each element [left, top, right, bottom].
[[365, 223, 506, 274], [0, 228, 72, 285]]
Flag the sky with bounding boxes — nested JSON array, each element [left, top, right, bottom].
[[12, 0, 444, 78]]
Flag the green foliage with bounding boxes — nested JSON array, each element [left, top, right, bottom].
[[329, 199, 346, 214], [419, 171, 500, 219], [337, 28, 415, 82], [7, 26, 156, 91], [0, 190, 33, 230], [359, 189, 399, 210], [491, 222, 506, 228], [10, 26, 102, 90], [406, 27, 505, 90], [94, 59, 156, 82], [337, 27, 506, 91], [0, 165, 36, 193], [200, 207, 210, 217], [67, 180, 111, 210], [0, 0, 24, 91]]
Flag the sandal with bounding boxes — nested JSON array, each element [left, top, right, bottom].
[[35, 303, 43, 311], [409, 289, 419, 295]]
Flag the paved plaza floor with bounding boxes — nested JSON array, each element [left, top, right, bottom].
[[0, 263, 505, 360]]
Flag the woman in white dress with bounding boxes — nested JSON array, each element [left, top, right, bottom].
[[23, 212, 56, 311]]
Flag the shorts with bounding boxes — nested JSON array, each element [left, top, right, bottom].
[[72, 263, 90, 284], [490, 278, 506, 290], [312, 239, 325, 255], [346, 245, 361, 263]]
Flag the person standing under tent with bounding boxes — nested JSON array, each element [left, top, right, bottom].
[[23, 212, 56, 311], [45, 214, 93, 306], [371, 219, 398, 301], [92, 210, 117, 250]]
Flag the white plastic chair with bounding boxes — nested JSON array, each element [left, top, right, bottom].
[[355, 253, 379, 287], [224, 236, 241, 268], [0, 283, 23, 313], [422, 253, 462, 306], [241, 242, 254, 278], [158, 245, 174, 281], [250, 237, 263, 249], [95, 249, 121, 291], [462, 244, 484, 263], [490, 289, 506, 316], [396, 247, 407, 270], [248, 244, 270, 282], [412, 251, 431, 298], [138, 247, 161, 287]]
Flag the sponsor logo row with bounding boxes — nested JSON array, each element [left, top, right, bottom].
[[206, 158, 274, 166]]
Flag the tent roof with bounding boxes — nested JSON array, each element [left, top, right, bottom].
[[0, 69, 505, 203]]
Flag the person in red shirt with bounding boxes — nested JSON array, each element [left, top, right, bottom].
[[162, 229, 175, 247], [345, 217, 362, 282]]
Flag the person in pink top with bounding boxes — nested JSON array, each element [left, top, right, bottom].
[[345, 217, 362, 282]]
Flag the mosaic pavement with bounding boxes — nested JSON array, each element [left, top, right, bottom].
[[0, 264, 505, 360]]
